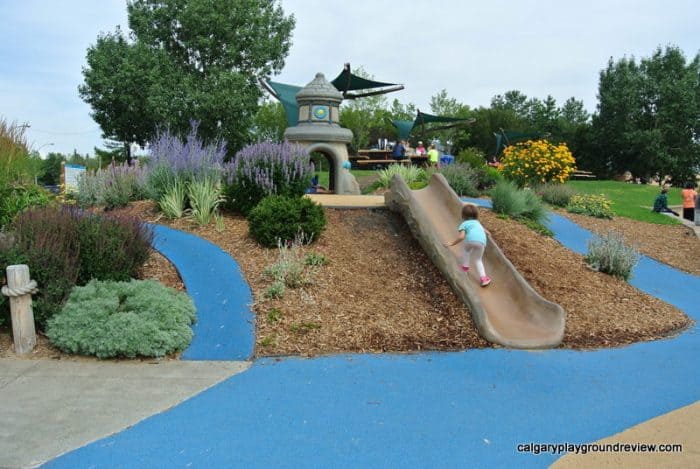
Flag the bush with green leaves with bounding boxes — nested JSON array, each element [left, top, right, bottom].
[[0, 207, 153, 327], [248, 195, 326, 248], [0, 184, 53, 229], [46, 279, 196, 358], [489, 180, 548, 223], [585, 231, 640, 280], [478, 166, 503, 191], [456, 147, 487, 167], [533, 182, 579, 207], [376, 163, 426, 188], [438, 163, 480, 197], [224, 141, 314, 215], [74, 211, 153, 285], [567, 194, 614, 219]]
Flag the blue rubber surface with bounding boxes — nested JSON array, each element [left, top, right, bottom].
[[44, 213, 699, 468], [152, 225, 254, 360]]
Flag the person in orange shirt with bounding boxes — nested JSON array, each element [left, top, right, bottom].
[[681, 181, 698, 221]]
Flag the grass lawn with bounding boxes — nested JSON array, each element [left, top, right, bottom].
[[566, 180, 683, 224], [315, 169, 378, 190]]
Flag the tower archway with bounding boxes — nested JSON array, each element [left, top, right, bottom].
[[284, 73, 360, 195]]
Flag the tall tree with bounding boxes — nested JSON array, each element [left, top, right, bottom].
[[79, 0, 295, 155], [592, 46, 700, 180], [250, 100, 287, 142]]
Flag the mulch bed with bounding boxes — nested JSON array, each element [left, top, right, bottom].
[[2, 199, 694, 359]]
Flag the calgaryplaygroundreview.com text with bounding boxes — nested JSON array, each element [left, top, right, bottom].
[[517, 441, 683, 456]]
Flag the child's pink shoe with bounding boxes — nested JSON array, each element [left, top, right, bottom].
[[461, 265, 470, 272], [480, 276, 492, 287]]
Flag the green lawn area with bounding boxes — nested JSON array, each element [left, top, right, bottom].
[[315, 169, 377, 190], [566, 180, 683, 224]]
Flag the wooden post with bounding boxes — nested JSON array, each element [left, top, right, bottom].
[[3, 265, 37, 354]]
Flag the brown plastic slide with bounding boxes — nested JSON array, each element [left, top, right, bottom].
[[385, 173, 566, 349]]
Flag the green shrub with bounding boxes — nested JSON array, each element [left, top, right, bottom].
[[5, 207, 82, 326], [456, 147, 487, 167], [304, 252, 329, 266], [248, 195, 326, 248], [489, 180, 548, 224], [46, 279, 196, 358], [1, 207, 153, 327], [376, 164, 426, 188], [438, 163, 480, 197], [0, 184, 53, 229], [188, 177, 224, 225], [479, 166, 503, 191], [585, 231, 640, 280], [75, 212, 153, 285], [224, 141, 314, 215], [567, 194, 614, 219], [265, 281, 285, 299], [534, 182, 579, 207]]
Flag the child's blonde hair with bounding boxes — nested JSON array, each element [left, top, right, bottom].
[[461, 203, 479, 220]]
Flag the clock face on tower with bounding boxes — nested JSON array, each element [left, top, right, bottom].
[[312, 105, 329, 121]]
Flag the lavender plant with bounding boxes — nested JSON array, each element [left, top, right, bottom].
[[147, 121, 227, 201], [223, 140, 314, 214]]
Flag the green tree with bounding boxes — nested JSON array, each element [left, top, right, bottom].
[[38, 152, 65, 186], [592, 46, 700, 181], [80, 0, 295, 155], [251, 100, 287, 142], [491, 90, 530, 118]]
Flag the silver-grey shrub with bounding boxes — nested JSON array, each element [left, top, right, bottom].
[[46, 279, 196, 358], [76, 163, 148, 209], [585, 231, 640, 281], [534, 182, 579, 207], [489, 180, 548, 224], [438, 163, 480, 197]]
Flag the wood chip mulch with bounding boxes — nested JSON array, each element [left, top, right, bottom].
[[557, 210, 700, 276], [2, 199, 694, 359]]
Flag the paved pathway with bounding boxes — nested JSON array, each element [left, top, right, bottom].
[[36, 206, 700, 468], [152, 225, 254, 360]]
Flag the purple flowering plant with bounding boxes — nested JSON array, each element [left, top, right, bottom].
[[223, 140, 314, 214], [147, 121, 227, 200]]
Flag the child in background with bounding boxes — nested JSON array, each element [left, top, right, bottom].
[[443, 203, 491, 286], [681, 181, 697, 221]]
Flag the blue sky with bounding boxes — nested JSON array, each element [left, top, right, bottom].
[[1, 0, 698, 156]]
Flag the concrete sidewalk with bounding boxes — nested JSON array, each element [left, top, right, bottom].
[[0, 359, 249, 468]]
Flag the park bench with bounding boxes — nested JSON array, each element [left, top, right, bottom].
[[571, 170, 596, 179]]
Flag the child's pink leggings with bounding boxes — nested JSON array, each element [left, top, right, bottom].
[[462, 242, 486, 277]]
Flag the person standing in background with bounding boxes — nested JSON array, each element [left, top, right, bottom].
[[681, 181, 697, 221]]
